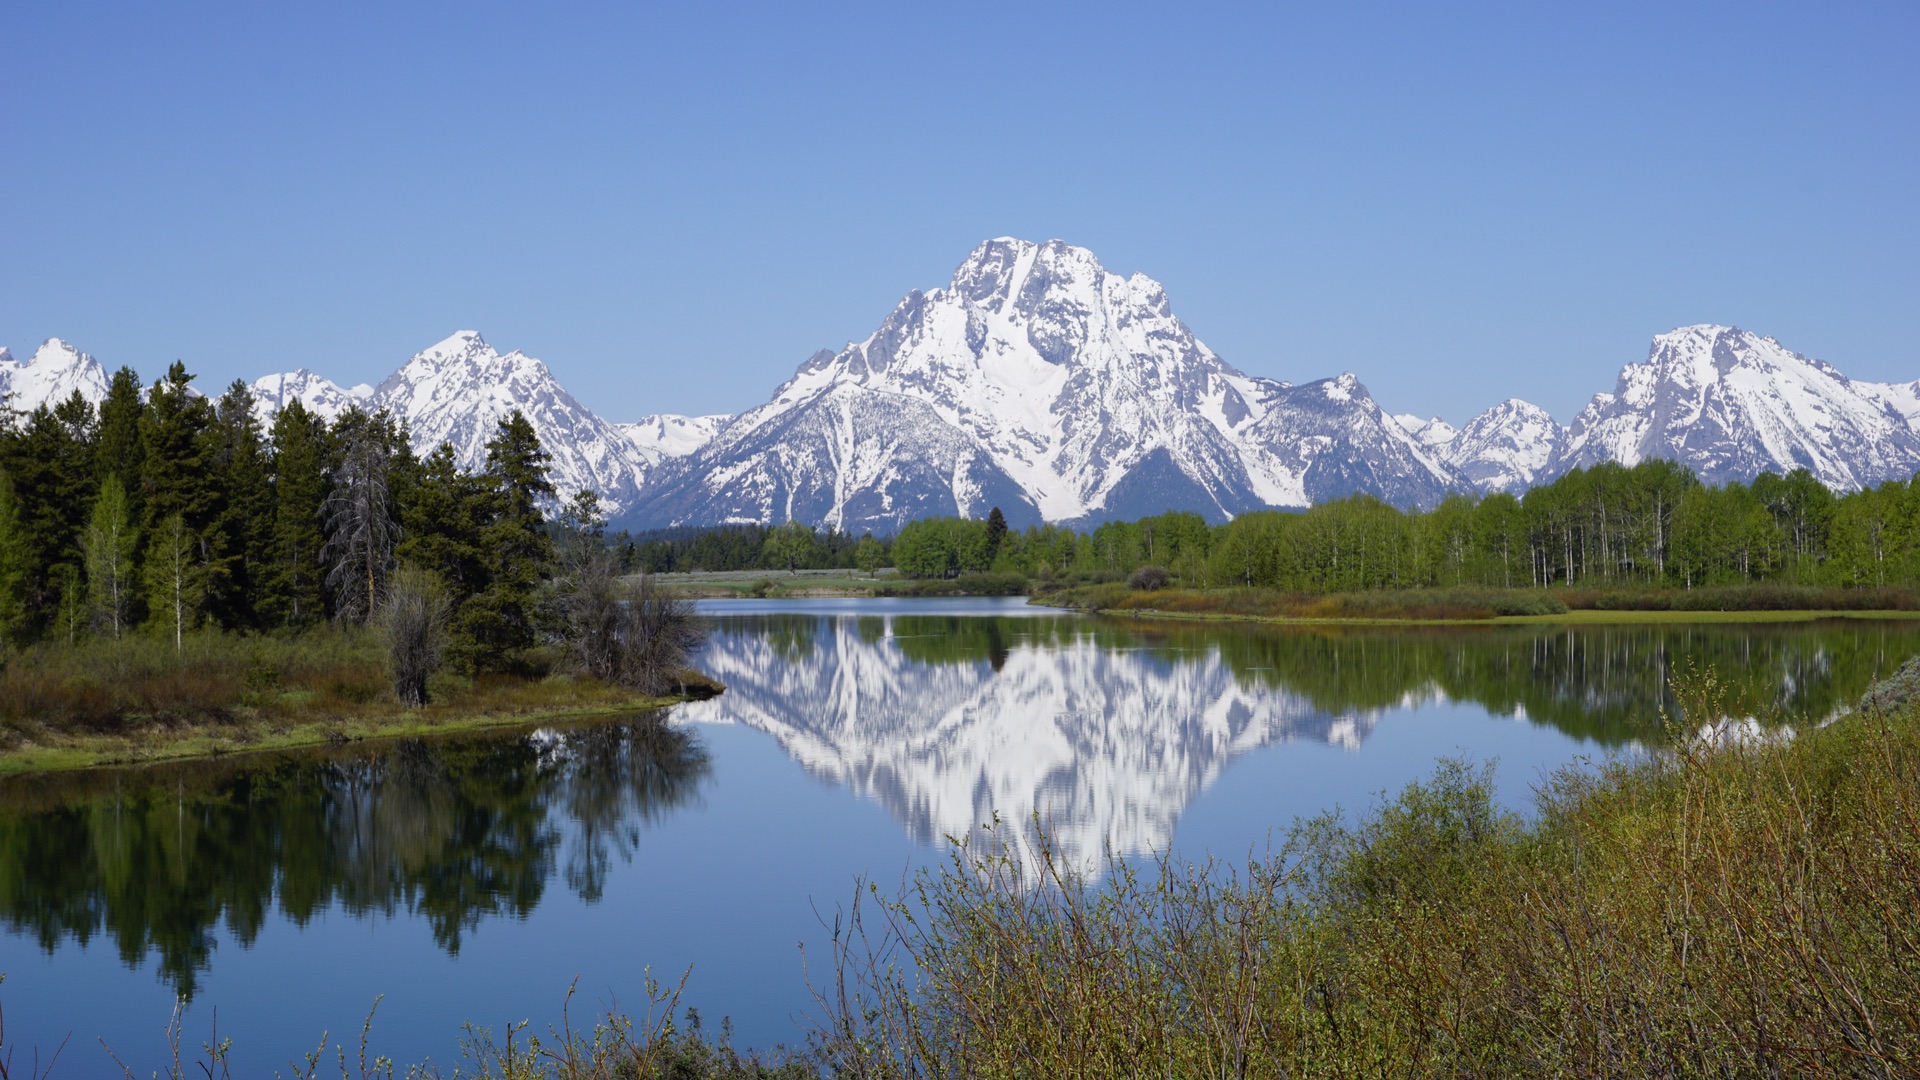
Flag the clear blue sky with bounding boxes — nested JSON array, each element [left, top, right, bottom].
[[2, 1, 1915, 425]]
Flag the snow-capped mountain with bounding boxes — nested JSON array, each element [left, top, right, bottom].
[[248, 369, 373, 426], [617, 413, 731, 466], [626, 238, 1463, 532], [675, 609, 1383, 872], [1441, 399, 1565, 494], [1550, 325, 1920, 490], [0, 338, 110, 414], [1394, 414, 1459, 451], [365, 331, 659, 510]]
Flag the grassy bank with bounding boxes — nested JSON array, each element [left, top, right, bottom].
[[0, 627, 720, 776], [813, 669, 1920, 1077], [1046, 581, 1920, 624]]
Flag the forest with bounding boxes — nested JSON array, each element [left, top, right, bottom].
[[632, 461, 1920, 596], [0, 365, 604, 673], [7, 361, 1919, 657]]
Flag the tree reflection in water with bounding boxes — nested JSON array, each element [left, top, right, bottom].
[[684, 611, 1920, 872], [0, 715, 710, 998]]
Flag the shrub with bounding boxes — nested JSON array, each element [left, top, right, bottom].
[[812, 686, 1920, 1078], [1127, 565, 1171, 591], [377, 567, 451, 707]]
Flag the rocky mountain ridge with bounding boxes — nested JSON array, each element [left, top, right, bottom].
[[10, 241, 1916, 524]]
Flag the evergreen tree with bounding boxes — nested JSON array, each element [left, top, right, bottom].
[[140, 362, 217, 531], [262, 399, 331, 627], [2, 397, 98, 630], [201, 380, 273, 627], [83, 474, 139, 638], [0, 473, 29, 648], [96, 366, 147, 510], [454, 412, 554, 670], [397, 442, 494, 610], [984, 506, 1009, 561], [322, 407, 402, 622], [139, 363, 219, 628]]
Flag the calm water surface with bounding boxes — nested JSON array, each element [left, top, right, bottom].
[[3, 598, 1915, 1071]]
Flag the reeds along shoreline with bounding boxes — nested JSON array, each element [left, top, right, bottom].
[[813, 670, 1920, 1078]]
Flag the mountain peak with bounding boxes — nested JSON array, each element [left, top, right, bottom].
[[31, 337, 86, 365], [418, 329, 490, 359], [0, 338, 109, 411], [628, 238, 1464, 531], [1556, 326, 1918, 490]]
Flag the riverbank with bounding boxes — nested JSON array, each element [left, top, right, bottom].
[[808, 669, 1920, 1077], [0, 627, 721, 776], [1040, 582, 1920, 624]]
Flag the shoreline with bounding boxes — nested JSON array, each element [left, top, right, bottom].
[[0, 682, 721, 778], [1064, 604, 1920, 627]]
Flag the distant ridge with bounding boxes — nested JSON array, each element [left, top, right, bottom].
[[18, 243, 1918, 524]]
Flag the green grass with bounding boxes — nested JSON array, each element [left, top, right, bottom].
[[1500, 607, 1920, 624], [1049, 582, 1920, 625], [0, 627, 721, 776]]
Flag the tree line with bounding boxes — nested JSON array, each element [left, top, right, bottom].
[[0, 365, 579, 673], [640, 461, 1920, 591]]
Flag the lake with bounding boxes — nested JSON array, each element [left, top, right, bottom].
[[2, 598, 1915, 1072]]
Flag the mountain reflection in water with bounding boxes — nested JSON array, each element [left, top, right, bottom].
[[0, 718, 707, 998], [677, 610, 1920, 869], [1, 608, 1914, 1016]]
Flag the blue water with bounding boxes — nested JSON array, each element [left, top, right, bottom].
[[2, 599, 1912, 1073]]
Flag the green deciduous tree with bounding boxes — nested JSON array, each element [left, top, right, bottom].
[[83, 474, 139, 638], [145, 512, 205, 652]]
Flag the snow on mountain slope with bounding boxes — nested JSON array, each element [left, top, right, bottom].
[[1859, 377, 1920, 431], [0, 338, 110, 413], [369, 331, 654, 510], [1444, 399, 1564, 494], [627, 238, 1463, 532], [1237, 373, 1467, 509], [1551, 325, 1920, 490], [1393, 414, 1459, 450], [617, 413, 731, 465], [248, 369, 372, 426]]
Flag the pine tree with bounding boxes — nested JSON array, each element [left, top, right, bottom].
[[83, 475, 139, 638], [321, 408, 402, 623], [96, 366, 147, 521], [0, 472, 30, 649], [454, 412, 554, 671], [140, 362, 216, 532], [262, 399, 331, 627], [985, 506, 1009, 561], [396, 442, 492, 610], [202, 380, 273, 627], [2, 396, 98, 631]]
